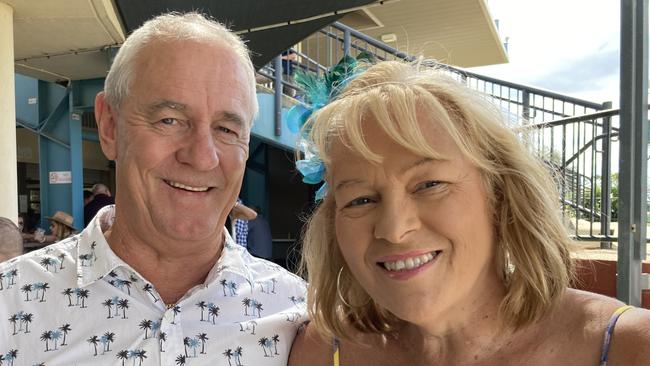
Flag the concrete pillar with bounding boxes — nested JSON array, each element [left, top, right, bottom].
[[0, 3, 18, 224]]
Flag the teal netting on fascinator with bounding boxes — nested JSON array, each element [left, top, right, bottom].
[[287, 52, 375, 201]]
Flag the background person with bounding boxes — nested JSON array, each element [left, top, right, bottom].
[[0, 12, 306, 365], [247, 206, 273, 260], [84, 182, 115, 226], [289, 60, 650, 366], [0, 217, 23, 261], [37, 210, 76, 244]]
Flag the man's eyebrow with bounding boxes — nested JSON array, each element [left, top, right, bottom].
[[146, 100, 187, 113], [216, 111, 246, 127]]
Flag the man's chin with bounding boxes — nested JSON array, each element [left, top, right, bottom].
[[163, 219, 224, 244]]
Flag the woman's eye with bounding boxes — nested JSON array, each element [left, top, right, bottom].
[[345, 197, 374, 208], [417, 181, 442, 192]]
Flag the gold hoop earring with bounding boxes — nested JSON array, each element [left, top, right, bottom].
[[336, 266, 370, 309]]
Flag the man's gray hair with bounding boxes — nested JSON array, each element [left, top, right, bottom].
[[104, 12, 258, 121], [91, 183, 111, 196], [0, 217, 23, 262]]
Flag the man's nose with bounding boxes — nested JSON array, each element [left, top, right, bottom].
[[177, 128, 220, 171]]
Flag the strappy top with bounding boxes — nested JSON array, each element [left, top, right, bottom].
[[332, 305, 634, 366], [599, 305, 634, 366]]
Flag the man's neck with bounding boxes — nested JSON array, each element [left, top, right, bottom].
[[104, 221, 223, 305]]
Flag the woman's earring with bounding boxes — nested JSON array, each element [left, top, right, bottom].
[[336, 266, 370, 308]]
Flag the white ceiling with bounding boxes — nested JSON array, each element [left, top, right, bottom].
[[5, 0, 506, 82]]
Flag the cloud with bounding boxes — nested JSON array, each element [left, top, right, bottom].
[[531, 47, 619, 94]]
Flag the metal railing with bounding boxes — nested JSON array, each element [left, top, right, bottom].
[[259, 21, 649, 247]]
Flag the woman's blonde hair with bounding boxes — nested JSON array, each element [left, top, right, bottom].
[[299, 60, 574, 340], [51, 222, 74, 241]]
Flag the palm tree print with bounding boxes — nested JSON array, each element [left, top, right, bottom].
[[40, 330, 53, 351], [139, 319, 152, 339], [158, 332, 167, 352], [0, 272, 4, 290], [21, 284, 32, 301], [232, 346, 244, 366], [171, 305, 180, 324], [62, 288, 74, 306], [175, 354, 186, 365], [188, 338, 200, 358], [116, 350, 129, 366], [87, 335, 99, 356], [39, 257, 56, 272], [78, 288, 90, 308], [222, 349, 233, 366], [3, 349, 18, 366], [197, 333, 209, 354], [143, 283, 158, 302], [51, 329, 62, 350], [21, 313, 33, 333], [255, 302, 263, 318], [183, 337, 191, 357], [58, 253, 66, 269], [272, 334, 280, 355], [33, 282, 49, 302], [103, 298, 114, 318], [79, 254, 93, 267], [258, 337, 271, 357], [208, 303, 220, 324], [59, 323, 71, 345], [151, 320, 161, 338], [196, 301, 207, 321], [8, 314, 18, 335], [101, 331, 115, 353], [220, 279, 228, 296], [117, 298, 129, 319], [242, 297, 250, 315], [228, 281, 238, 296], [133, 350, 146, 366]]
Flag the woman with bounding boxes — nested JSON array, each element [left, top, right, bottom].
[[289, 60, 650, 365], [39, 210, 76, 243]]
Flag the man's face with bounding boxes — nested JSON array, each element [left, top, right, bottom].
[[98, 40, 253, 244]]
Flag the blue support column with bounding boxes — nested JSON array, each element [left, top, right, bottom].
[[69, 82, 84, 230]]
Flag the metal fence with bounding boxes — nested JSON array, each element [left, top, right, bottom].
[[261, 21, 648, 246]]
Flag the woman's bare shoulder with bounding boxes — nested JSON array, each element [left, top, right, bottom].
[[607, 305, 650, 365], [288, 322, 334, 366]]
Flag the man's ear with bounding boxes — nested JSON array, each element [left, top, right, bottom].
[[95, 92, 118, 161]]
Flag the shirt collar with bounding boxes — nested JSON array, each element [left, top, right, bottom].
[[76, 205, 255, 288], [76, 205, 130, 288]]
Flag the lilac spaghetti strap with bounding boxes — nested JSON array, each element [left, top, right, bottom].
[[599, 305, 633, 366]]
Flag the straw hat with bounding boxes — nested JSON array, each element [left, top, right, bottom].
[[47, 211, 75, 229]]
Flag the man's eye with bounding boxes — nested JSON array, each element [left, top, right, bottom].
[[218, 126, 235, 134], [159, 118, 177, 125]]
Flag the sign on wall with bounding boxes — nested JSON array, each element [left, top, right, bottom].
[[49, 171, 71, 184]]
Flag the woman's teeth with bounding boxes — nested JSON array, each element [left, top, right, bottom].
[[382, 251, 439, 271]]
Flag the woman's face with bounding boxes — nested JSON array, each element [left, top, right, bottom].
[[330, 116, 504, 326]]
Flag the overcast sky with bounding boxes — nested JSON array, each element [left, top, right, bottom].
[[469, 0, 620, 106]]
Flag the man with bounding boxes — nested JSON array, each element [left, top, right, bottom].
[[247, 206, 274, 260], [0, 217, 23, 261], [0, 13, 306, 365], [84, 183, 115, 226]]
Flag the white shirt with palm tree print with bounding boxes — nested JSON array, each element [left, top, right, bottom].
[[0, 205, 307, 365]]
